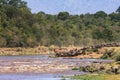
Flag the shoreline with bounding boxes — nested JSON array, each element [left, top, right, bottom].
[[0, 45, 120, 59], [0, 55, 113, 74], [0, 46, 82, 56]]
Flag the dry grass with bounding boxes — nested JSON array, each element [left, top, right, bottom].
[[0, 46, 82, 56], [0, 46, 120, 57]]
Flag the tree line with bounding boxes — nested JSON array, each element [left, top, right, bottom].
[[0, 0, 120, 47]]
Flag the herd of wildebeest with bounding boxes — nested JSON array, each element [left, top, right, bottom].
[[54, 43, 120, 57]]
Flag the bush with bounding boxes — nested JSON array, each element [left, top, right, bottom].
[[101, 49, 114, 59], [116, 61, 120, 64], [72, 67, 79, 70], [75, 65, 99, 73], [92, 48, 98, 52], [79, 66, 85, 71], [115, 54, 120, 62]]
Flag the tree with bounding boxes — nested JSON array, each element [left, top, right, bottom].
[[116, 6, 120, 13], [0, 0, 7, 5], [57, 12, 69, 20], [102, 28, 115, 41], [94, 11, 107, 18], [0, 0, 120, 47], [8, 0, 27, 8], [109, 13, 120, 22]]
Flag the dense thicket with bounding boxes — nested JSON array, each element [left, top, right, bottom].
[[0, 0, 120, 47]]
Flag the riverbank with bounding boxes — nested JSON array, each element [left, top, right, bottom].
[[70, 74, 120, 80], [0, 46, 52, 56], [0, 46, 120, 59], [0, 45, 81, 56]]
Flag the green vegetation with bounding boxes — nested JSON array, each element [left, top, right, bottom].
[[101, 48, 120, 63], [70, 74, 120, 80], [72, 62, 120, 74], [0, 0, 120, 47], [72, 67, 80, 70], [72, 65, 106, 74], [116, 54, 120, 62], [61, 77, 66, 80], [101, 49, 115, 59], [72, 65, 99, 73]]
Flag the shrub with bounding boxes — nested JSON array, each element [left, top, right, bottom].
[[115, 54, 120, 62], [76, 65, 99, 73], [72, 67, 79, 70], [101, 49, 114, 59], [92, 48, 98, 52]]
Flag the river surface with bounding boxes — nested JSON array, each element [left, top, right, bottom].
[[0, 55, 113, 80]]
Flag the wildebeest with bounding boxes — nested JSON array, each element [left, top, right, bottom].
[[54, 43, 120, 57]]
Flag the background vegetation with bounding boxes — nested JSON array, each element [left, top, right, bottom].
[[0, 0, 120, 47]]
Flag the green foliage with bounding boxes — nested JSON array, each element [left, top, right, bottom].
[[61, 77, 66, 80], [72, 67, 79, 70], [71, 74, 105, 80], [72, 65, 100, 73], [101, 49, 120, 63], [0, 1, 120, 47], [116, 6, 120, 13], [101, 49, 114, 59], [115, 54, 120, 62], [94, 11, 107, 18], [57, 12, 69, 20], [91, 48, 98, 52], [71, 74, 120, 80]]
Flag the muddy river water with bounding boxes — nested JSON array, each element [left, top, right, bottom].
[[0, 55, 113, 80]]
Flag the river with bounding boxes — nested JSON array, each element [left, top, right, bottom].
[[0, 55, 113, 80]]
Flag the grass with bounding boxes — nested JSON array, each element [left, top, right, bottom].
[[70, 74, 120, 80], [0, 46, 52, 56]]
